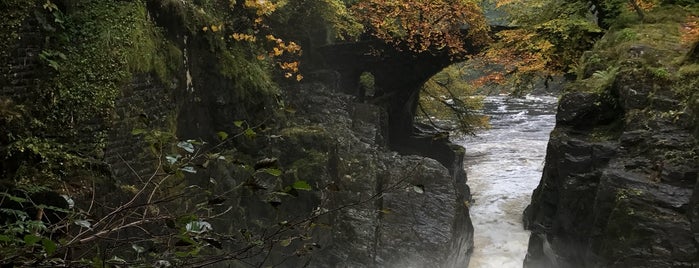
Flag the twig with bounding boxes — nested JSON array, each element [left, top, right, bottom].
[[76, 216, 171, 244]]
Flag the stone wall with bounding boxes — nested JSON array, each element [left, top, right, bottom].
[[104, 75, 176, 181]]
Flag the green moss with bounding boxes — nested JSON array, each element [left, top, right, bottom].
[[572, 4, 699, 117], [122, 4, 183, 83], [588, 119, 624, 142], [678, 63, 699, 76], [673, 72, 699, 139], [3, 0, 189, 187], [580, 5, 699, 74], [359, 72, 376, 93], [590, 24, 682, 70], [219, 45, 278, 101], [279, 126, 331, 145], [3, 0, 285, 189], [40, 0, 183, 130], [0, 0, 38, 59], [288, 150, 328, 184], [648, 66, 670, 79]]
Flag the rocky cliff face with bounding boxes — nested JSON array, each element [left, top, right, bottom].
[[263, 81, 473, 267], [0, 1, 473, 266], [522, 18, 699, 267]]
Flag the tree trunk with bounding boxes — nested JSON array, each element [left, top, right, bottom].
[[628, 0, 645, 21]]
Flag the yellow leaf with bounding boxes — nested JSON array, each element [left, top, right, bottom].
[[296, 74, 303, 81], [202, 26, 209, 32], [280, 238, 293, 247]]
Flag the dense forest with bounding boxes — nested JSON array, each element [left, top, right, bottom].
[[0, 0, 697, 267]]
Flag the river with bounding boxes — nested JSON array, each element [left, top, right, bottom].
[[455, 95, 558, 268]]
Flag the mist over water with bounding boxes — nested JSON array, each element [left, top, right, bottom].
[[456, 95, 558, 268]]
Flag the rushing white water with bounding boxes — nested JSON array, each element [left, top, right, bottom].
[[456, 95, 558, 268]]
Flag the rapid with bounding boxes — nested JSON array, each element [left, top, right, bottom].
[[456, 95, 558, 268]]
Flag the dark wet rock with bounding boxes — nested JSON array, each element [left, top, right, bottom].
[[556, 92, 622, 129], [691, 179, 699, 246], [524, 65, 698, 267], [257, 81, 473, 267], [613, 70, 653, 111]]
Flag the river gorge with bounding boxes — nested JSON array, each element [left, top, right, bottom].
[[459, 95, 558, 267]]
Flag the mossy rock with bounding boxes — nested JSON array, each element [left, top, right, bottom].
[[287, 150, 329, 186], [279, 126, 333, 148]]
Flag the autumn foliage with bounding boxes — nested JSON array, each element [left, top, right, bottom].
[[470, 0, 602, 89], [681, 15, 699, 45], [199, 0, 304, 81], [217, 0, 497, 81], [350, 0, 491, 57]]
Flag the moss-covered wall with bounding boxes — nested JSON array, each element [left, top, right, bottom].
[[0, 0, 280, 193]]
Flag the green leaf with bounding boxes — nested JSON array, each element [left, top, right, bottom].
[[0, 208, 29, 220], [24, 234, 41, 245], [263, 168, 282, 177], [217, 131, 229, 141], [244, 128, 256, 139], [177, 141, 195, 153], [61, 194, 74, 209], [107, 256, 127, 264], [178, 234, 197, 246], [413, 185, 425, 194], [186, 221, 212, 234], [233, 121, 244, 128], [131, 128, 147, 135], [42, 238, 57, 255], [0, 235, 12, 242], [0, 192, 27, 203], [74, 219, 91, 229], [36, 204, 70, 214], [280, 237, 293, 247], [292, 181, 312, 191], [187, 139, 204, 146], [166, 154, 181, 165], [132, 244, 146, 253], [175, 251, 191, 257], [180, 166, 197, 174]]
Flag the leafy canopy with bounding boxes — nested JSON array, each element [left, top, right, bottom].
[[419, 65, 488, 134], [467, 0, 603, 92], [350, 0, 491, 56]]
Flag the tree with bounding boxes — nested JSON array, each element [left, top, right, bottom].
[[418, 65, 488, 134], [349, 0, 491, 57], [472, 0, 603, 92]]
